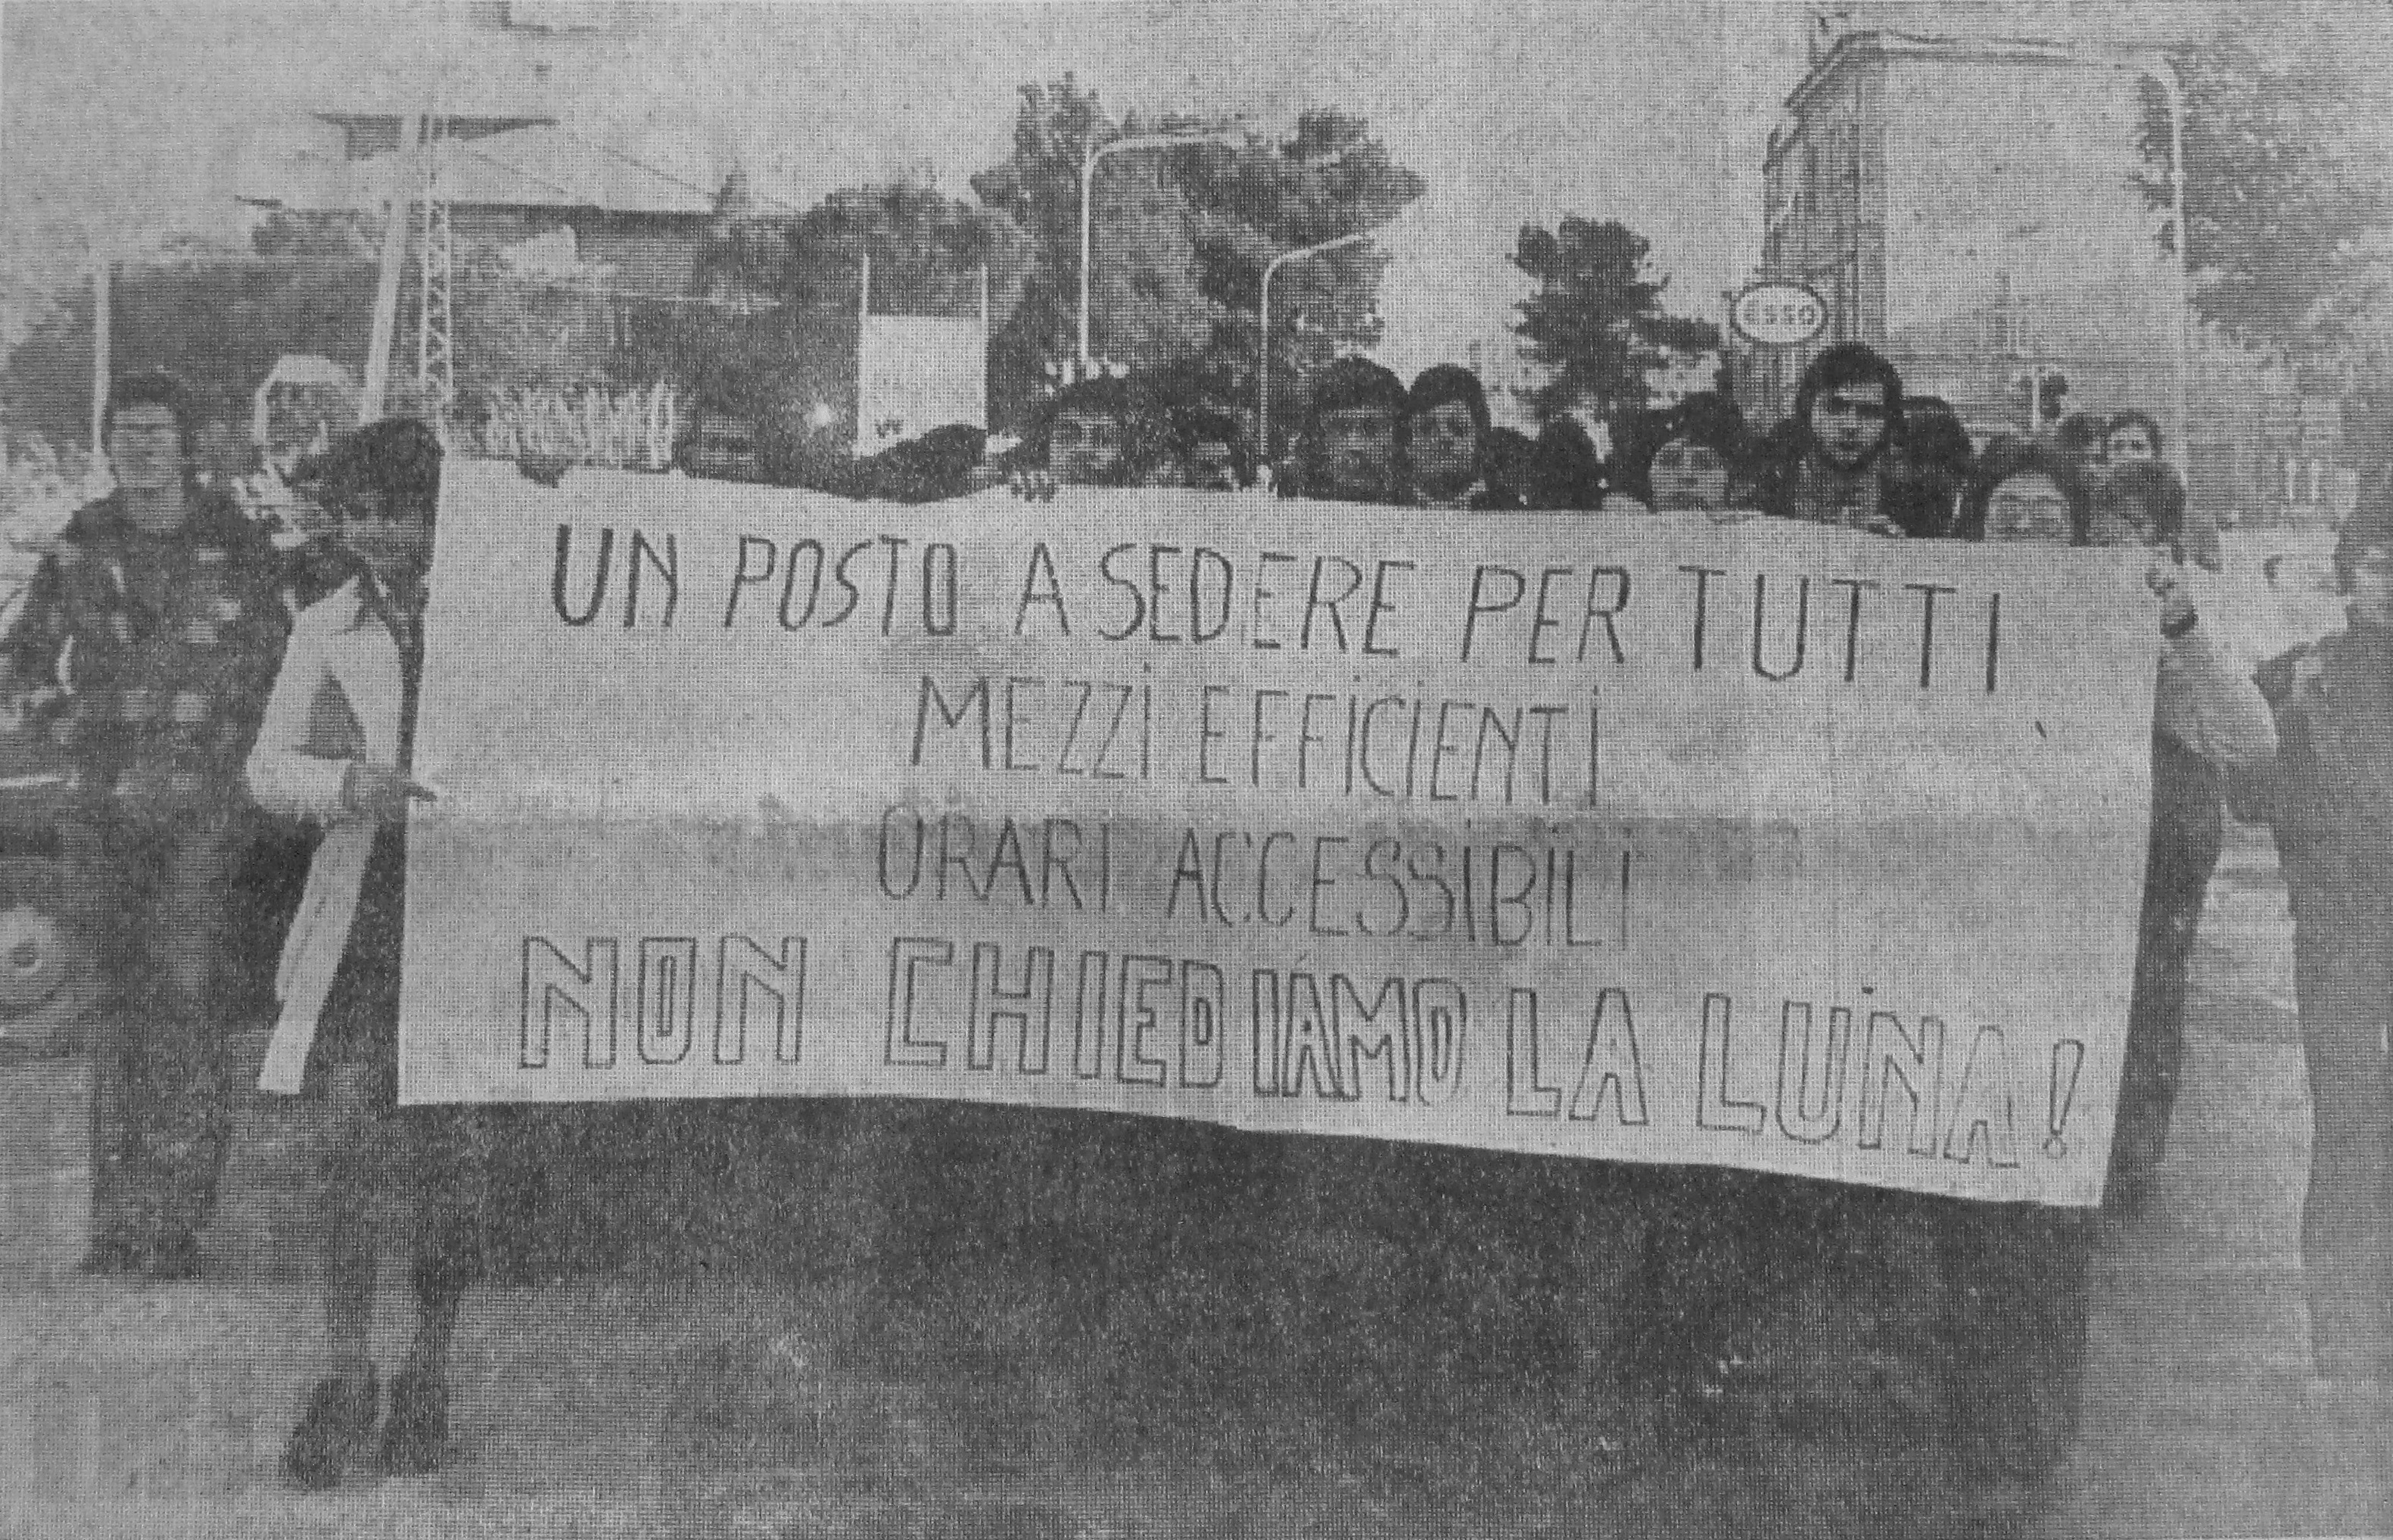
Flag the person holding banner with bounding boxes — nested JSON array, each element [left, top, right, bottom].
[[2, 369, 290, 1281], [1604, 392, 1753, 515], [1283, 356, 1407, 504], [1400, 364, 1521, 511], [2251, 503, 2393, 1387], [2084, 459, 2279, 1211], [246, 418, 493, 1489], [1942, 434, 2276, 1483], [1750, 343, 1947, 537], [1526, 415, 1606, 511]]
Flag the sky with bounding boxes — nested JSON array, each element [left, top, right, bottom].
[[0, 1, 2332, 402], [0, 0, 1816, 381]]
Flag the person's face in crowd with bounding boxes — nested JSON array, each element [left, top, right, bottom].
[[1984, 472, 2075, 545], [1315, 406, 1399, 502], [1050, 409, 1125, 486], [1650, 436, 1729, 512], [2106, 423, 2157, 465], [1134, 450, 1187, 490], [108, 402, 190, 514], [2345, 544, 2393, 627], [338, 485, 435, 596], [1808, 383, 1890, 471], [2085, 490, 2165, 552], [1407, 400, 1480, 499], [2063, 435, 2111, 499], [1187, 440, 1240, 492]]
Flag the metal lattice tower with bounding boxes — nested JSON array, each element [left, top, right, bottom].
[[415, 117, 456, 414]]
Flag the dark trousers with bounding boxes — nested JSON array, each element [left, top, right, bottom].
[[1935, 1199, 2093, 1476], [318, 1062, 499, 1321], [2110, 789, 2224, 1199], [64, 814, 244, 1251], [2287, 879, 2393, 1370], [1617, 1171, 2090, 1476]]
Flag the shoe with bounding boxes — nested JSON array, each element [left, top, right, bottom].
[[282, 1369, 378, 1491], [75, 1237, 145, 1277], [378, 1368, 450, 1476], [142, 1231, 203, 1282]]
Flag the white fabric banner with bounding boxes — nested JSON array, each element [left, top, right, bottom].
[[399, 459, 2159, 1206]]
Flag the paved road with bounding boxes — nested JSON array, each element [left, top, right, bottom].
[[1, 826, 2385, 1538]]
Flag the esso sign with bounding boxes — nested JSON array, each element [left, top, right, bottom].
[[1732, 282, 1828, 347]]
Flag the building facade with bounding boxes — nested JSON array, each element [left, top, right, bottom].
[[1737, 32, 2182, 435], [1735, 26, 2346, 527]]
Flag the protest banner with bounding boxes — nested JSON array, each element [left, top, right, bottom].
[[400, 459, 2159, 1206]]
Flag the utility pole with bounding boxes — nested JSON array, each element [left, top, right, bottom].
[[361, 114, 428, 424], [415, 117, 456, 417]]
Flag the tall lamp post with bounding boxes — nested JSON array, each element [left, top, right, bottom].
[[1256, 220, 1402, 464], [2127, 48, 2193, 481], [1258, 231, 1377, 468], [1077, 128, 1243, 379]]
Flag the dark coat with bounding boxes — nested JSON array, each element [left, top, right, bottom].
[[1747, 433, 1951, 538], [2, 485, 288, 817], [2253, 621, 2393, 898]]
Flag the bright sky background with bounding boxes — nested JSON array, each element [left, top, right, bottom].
[[0, 0, 1813, 374], [5, 2, 2329, 394]]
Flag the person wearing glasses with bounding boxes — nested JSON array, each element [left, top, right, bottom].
[[0, 369, 288, 1281]]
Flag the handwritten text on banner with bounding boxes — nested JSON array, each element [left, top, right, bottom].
[[399, 460, 2160, 1206]]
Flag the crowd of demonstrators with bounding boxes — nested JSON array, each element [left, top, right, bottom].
[[17, 335, 2363, 1505]]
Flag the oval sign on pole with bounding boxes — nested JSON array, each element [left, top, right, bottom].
[[1731, 281, 1828, 347]]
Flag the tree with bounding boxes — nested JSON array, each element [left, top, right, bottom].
[[695, 179, 1029, 324], [251, 210, 382, 260], [1508, 217, 1719, 425], [969, 79, 1423, 434], [2137, 29, 2393, 362], [673, 177, 1032, 467], [1179, 108, 1422, 451]]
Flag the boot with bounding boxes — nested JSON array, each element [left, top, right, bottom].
[[379, 1367, 450, 1476], [282, 1368, 378, 1491]]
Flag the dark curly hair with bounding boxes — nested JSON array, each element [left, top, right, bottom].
[[293, 417, 444, 524], [104, 369, 199, 458]]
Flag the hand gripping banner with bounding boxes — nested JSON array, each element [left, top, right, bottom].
[[397, 460, 2158, 1206]]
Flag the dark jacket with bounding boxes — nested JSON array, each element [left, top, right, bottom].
[[3, 484, 288, 818], [2253, 621, 2393, 896], [1748, 429, 1950, 537]]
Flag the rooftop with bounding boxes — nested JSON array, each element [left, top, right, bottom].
[[249, 123, 718, 216]]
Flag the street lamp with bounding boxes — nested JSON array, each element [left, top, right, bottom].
[[1077, 127, 1244, 379], [1256, 220, 1402, 463], [2127, 48, 2193, 482]]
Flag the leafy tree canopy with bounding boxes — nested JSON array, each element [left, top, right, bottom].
[[1508, 216, 1718, 425], [2139, 27, 2393, 366], [969, 75, 1424, 435]]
